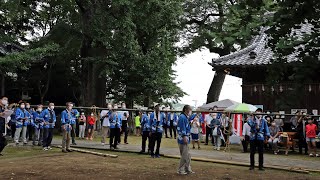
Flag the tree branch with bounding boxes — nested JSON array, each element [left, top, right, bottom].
[[75, 0, 86, 13], [184, 13, 223, 26]]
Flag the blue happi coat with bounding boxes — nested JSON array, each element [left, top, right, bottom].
[[109, 112, 122, 129], [26, 109, 34, 126], [149, 112, 165, 133], [32, 111, 44, 129], [248, 117, 270, 141], [141, 113, 151, 132], [177, 113, 191, 144], [70, 109, 79, 125], [42, 108, 56, 129], [167, 112, 178, 126], [15, 108, 31, 128]]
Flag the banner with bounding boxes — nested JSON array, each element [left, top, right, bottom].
[[233, 114, 243, 136]]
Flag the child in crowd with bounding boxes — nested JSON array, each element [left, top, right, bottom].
[[87, 112, 96, 140], [135, 111, 141, 136], [78, 112, 86, 139], [190, 114, 201, 149], [306, 118, 318, 157]]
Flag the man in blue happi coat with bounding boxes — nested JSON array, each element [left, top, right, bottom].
[[149, 103, 165, 158], [248, 108, 270, 171]]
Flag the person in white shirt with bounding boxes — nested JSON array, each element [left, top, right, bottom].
[[204, 108, 214, 145], [190, 114, 201, 149], [118, 102, 129, 144], [241, 116, 251, 153], [100, 104, 112, 145]]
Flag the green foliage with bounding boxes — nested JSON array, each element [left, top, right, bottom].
[[180, 0, 274, 56], [266, 0, 320, 108], [1, 0, 186, 106]]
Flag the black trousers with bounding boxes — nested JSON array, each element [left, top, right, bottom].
[[43, 128, 53, 147], [163, 124, 168, 138], [250, 140, 264, 168], [0, 135, 7, 153], [205, 126, 213, 144], [119, 124, 128, 143], [150, 132, 162, 155], [141, 131, 150, 152], [71, 124, 76, 143], [10, 122, 16, 139], [298, 132, 308, 154], [26, 124, 34, 141], [169, 121, 177, 138], [242, 135, 250, 152], [110, 128, 120, 148]]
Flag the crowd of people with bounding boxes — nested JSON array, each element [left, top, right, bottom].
[[1, 95, 320, 173]]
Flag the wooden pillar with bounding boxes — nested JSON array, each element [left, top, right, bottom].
[[206, 69, 226, 104]]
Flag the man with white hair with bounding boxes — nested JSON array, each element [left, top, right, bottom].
[[119, 102, 129, 144]]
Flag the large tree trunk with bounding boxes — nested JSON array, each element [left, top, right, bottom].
[[206, 69, 226, 103]]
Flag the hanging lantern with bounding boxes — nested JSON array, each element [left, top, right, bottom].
[[279, 85, 283, 92], [271, 86, 275, 92], [254, 86, 257, 92], [262, 85, 265, 91]]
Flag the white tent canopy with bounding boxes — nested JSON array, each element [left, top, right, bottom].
[[198, 99, 240, 110]]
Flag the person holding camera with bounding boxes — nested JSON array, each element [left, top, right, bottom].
[[42, 103, 56, 150], [78, 112, 86, 139]]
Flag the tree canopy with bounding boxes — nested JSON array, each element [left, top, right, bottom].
[[0, 0, 185, 107]]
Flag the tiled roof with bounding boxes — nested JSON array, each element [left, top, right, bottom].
[[210, 24, 313, 67]]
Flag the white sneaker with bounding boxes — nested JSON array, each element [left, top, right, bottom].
[[101, 143, 105, 146], [177, 171, 187, 175], [217, 147, 220, 151], [48, 146, 52, 150], [43, 147, 48, 151]]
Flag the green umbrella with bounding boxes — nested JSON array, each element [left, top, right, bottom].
[[225, 103, 258, 113]]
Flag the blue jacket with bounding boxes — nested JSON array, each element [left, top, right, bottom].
[[109, 112, 122, 128], [42, 108, 57, 129], [149, 112, 165, 133], [177, 113, 191, 144], [26, 109, 34, 125], [248, 117, 270, 141], [32, 111, 44, 129], [167, 113, 178, 126], [70, 109, 79, 125], [15, 108, 31, 128], [141, 113, 150, 132]]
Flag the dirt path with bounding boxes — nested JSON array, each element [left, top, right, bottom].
[[51, 139, 320, 171], [0, 148, 318, 180]]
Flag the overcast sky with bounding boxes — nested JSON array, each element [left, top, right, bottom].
[[173, 49, 242, 107]]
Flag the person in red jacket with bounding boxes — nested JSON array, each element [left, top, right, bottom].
[[306, 118, 318, 157], [87, 113, 96, 140]]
